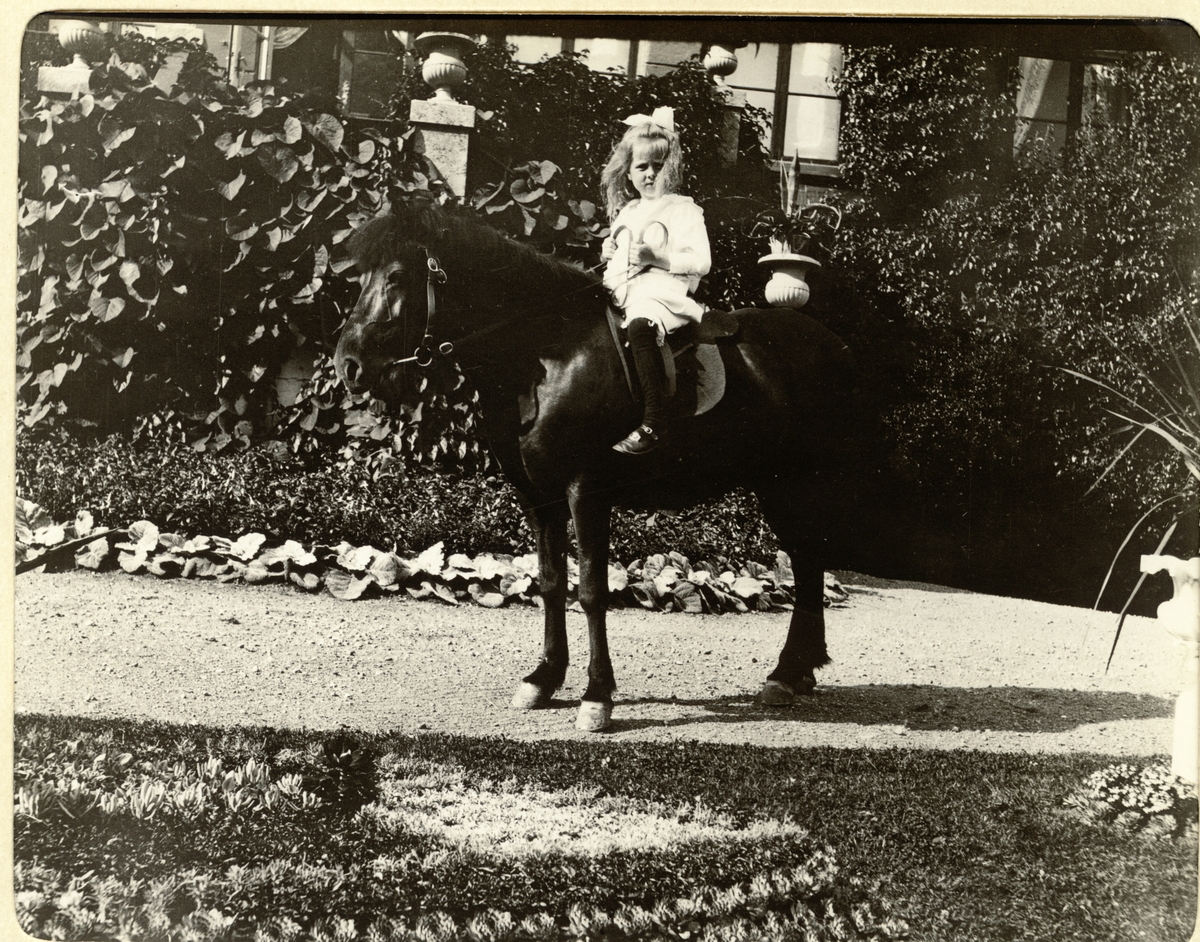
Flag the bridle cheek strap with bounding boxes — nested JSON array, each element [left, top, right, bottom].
[[389, 250, 453, 369]]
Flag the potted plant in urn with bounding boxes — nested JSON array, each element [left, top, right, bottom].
[[751, 155, 841, 309]]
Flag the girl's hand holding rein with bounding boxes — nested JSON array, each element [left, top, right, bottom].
[[632, 240, 667, 271]]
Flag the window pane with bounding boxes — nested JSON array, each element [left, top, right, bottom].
[[1017, 119, 1067, 155], [575, 37, 630, 73], [509, 35, 562, 63], [788, 43, 841, 97], [635, 40, 650, 76], [1017, 57, 1070, 123], [785, 95, 841, 162], [1083, 63, 1122, 126], [345, 51, 398, 118], [727, 42, 777, 91], [352, 29, 392, 52], [742, 87, 777, 124]]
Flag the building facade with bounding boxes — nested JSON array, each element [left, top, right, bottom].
[[25, 15, 1180, 189]]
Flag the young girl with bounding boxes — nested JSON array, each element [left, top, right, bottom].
[[601, 106, 711, 455]]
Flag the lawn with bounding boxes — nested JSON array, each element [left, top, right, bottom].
[[13, 713, 1197, 942]]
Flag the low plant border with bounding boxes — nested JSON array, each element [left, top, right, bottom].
[[16, 498, 848, 614]]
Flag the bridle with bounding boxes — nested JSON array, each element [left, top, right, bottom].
[[387, 251, 454, 369], [380, 247, 526, 371]]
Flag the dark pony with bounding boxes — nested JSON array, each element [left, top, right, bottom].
[[336, 197, 884, 731]]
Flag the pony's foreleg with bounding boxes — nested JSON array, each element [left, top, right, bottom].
[[762, 556, 830, 704], [511, 502, 570, 710], [569, 486, 614, 731]]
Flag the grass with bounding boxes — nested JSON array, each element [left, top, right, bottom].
[[13, 713, 1197, 942]]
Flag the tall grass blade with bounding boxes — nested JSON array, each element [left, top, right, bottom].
[[1109, 411, 1200, 482], [1106, 521, 1178, 673], [1093, 494, 1183, 609], [1102, 331, 1189, 426], [1085, 424, 1149, 497]]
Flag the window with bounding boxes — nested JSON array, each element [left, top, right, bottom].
[[572, 37, 633, 74], [1014, 57, 1071, 155], [508, 34, 564, 63], [720, 42, 842, 169], [338, 29, 403, 119], [785, 44, 842, 164], [1014, 57, 1122, 158], [724, 42, 780, 142]]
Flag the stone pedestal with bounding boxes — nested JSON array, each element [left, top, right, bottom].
[[409, 98, 476, 199], [38, 61, 93, 95]]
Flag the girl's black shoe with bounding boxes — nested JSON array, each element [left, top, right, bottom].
[[613, 424, 662, 455]]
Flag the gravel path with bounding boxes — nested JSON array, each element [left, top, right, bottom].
[[13, 568, 1186, 757]]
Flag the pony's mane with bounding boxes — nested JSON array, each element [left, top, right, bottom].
[[349, 200, 608, 317]]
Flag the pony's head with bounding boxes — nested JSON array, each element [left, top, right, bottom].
[[335, 198, 607, 397]]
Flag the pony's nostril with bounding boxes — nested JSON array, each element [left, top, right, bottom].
[[342, 357, 361, 384]]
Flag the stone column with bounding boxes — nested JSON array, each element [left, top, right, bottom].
[[1141, 554, 1200, 784], [703, 43, 747, 167], [715, 86, 747, 167], [409, 32, 477, 200]]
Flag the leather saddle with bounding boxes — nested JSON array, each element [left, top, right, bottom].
[[607, 306, 742, 418]]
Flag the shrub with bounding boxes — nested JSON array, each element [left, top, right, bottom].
[[14, 432, 528, 555], [14, 432, 784, 567], [831, 46, 1200, 603], [17, 45, 447, 453]]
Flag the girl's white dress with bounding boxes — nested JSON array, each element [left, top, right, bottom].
[[603, 194, 711, 340]]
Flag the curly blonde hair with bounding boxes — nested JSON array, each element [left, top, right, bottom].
[[600, 121, 683, 220]]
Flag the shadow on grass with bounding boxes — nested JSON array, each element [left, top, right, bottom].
[[608, 685, 1172, 735]]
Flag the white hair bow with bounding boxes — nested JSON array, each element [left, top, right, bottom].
[[622, 106, 675, 133]]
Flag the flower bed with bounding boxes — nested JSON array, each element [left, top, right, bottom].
[[14, 716, 907, 942]]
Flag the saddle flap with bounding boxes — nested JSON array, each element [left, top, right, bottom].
[[667, 308, 742, 352]]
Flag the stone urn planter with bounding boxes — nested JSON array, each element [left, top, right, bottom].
[[758, 252, 821, 310], [752, 197, 840, 311], [702, 43, 740, 83], [413, 32, 476, 101], [1141, 553, 1200, 783], [55, 19, 106, 65]]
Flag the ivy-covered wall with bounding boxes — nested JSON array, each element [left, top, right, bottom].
[[17, 34, 1198, 603], [17, 40, 778, 471]]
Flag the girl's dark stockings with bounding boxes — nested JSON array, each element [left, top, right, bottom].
[[612, 316, 668, 455]]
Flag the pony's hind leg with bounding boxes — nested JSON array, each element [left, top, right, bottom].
[[754, 486, 831, 705], [569, 484, 615, 731], [761, 559, 829, 704], [511, 502, 571, 709]]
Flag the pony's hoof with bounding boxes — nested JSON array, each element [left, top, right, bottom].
[[511, 682, 552, 710], [760, 677, 817, 706], [760, 680, 799, 706], [575, 700, 612, 732]]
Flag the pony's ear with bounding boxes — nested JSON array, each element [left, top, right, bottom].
[[388, 193, 450, 248]]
